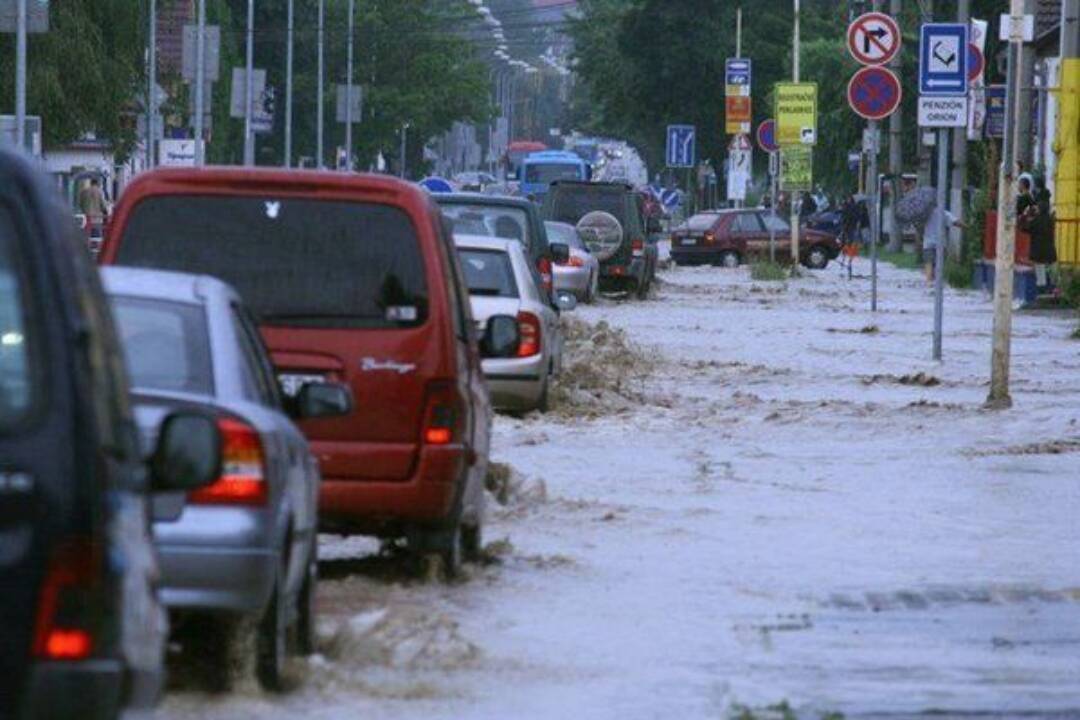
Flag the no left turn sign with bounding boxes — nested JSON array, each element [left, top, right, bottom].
[[847, 12, 902, 66]]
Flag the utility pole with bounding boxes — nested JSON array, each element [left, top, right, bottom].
[[949, 0, 969, 259], [14, 0, 26, 153], [317, 0, 325, 169], [284, 0, 294, 167], [1063, 0, 1079, 57], [987, 0, 1025, 408], [791, 0, 801, 264], [916, 0, 934, 187], [734, 6, 743, 210], [344, 0, 354, 172], [147, 0, 157, 169], [932, 127, 949, 360], [1016, 0, 1037, 170], [194, 0, 206, 166], [869, 0, 883, 312], [242, 0, 255, 166], [886, 0, 903, 252]]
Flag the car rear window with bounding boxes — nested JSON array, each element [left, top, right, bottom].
[[438, 203, 530, 251], [111, 296, 214, 395], [0, 204, 34, 427], [525, 163, 584, 185], [544, 222, 584, 250], [686, 213, 720, 232], [550, 187, 624, 226], [116, 196, 428, 329], [458, 249, 518, 298]]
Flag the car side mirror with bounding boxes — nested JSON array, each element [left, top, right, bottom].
[[295, 382, 353, 419], [151, 413, 222, 492], [647, 217, 662, 234], [550, 242, 570, 265], [480, 315, 520, 358], [555, 292, 578, 312]]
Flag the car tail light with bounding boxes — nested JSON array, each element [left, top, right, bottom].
[[704, 232, 716, 244], [537, 257, 553, 292], [189, 418, 267, 506], [632, 238, 645, 258], [422, 381, 464, 446], [33, 538, 100, 661], [516, 311, 542, 357], [566, 255, 585, 268]]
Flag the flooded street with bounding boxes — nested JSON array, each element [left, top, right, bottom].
[[161, 260, 1080, 719]]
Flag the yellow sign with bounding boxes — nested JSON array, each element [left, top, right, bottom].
[[775, 82, 818, 147], [780, 146, 812, 192]]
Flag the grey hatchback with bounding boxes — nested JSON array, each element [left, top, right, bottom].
[[101, 267, 351, 691]]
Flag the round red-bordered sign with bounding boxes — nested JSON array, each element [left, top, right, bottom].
[[847, 66, 902, 121], [847, 12, 902, 67], [756, 120, 778, 153], [967, 43, 985, 82]]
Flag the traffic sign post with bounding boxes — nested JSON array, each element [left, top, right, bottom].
[[666, 125, 696, 168], [847, 12, 901, 66], [726, 134, 752, 203]]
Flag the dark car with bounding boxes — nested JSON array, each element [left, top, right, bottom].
[[103, 267, 351, 691], [0, 150, 220, 719], [542, 181, 658, 298], [434, 192, 569, 300], [101, 168, 519, 577], [670, 208, 841, 269]]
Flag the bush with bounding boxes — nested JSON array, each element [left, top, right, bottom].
[[750, 262, 788, 282], [946, 259, 972, 289]]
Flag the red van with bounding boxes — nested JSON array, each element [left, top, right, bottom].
[[101, 168, 516, 573]]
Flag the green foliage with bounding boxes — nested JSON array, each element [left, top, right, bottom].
[[945, 259, 972, 289], [750, 261, 788, 282], [878, 249, 920, 271], [0, 0, 145, 156]]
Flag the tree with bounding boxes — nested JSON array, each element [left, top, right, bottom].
[[0, 0, 146, 157]]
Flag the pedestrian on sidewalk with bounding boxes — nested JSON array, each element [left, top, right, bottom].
[[78, 179, 109, 225], [1021, 177, 1056, 292], [923, 203, 965, 284]]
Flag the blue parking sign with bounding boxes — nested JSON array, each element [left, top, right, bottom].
[[666, 125, 696, 168], [725, 58, 751, 87], [920, 24, 969, 96]]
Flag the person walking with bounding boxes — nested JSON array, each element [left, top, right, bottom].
[[78, 178, 109, 224], [1021, 178, 1056, 292]]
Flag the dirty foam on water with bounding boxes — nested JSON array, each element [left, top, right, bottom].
[[159, 260, 1080, 720]]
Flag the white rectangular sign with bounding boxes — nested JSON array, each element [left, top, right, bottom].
[[159, 139, 201, 167], [918, 96, 969, 127]]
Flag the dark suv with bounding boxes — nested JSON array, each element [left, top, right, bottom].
[[542, 181, 658, 298], [0, 150, 220, 719]]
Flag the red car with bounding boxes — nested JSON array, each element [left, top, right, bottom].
[[101, 168, 520, 573], [670, 208, 841, 269]]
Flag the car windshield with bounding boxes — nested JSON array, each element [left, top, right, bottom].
[[458, 249, 518, 298], [549, 187, 624, 226], [438, 203, 530, 251], [544, 222, 584, 250], [686, 213, 721, 231], [110, 296, 214, 395], [524, 163, 583, 185], [116, 196, 428, 329], [0, 205, 33, 426]]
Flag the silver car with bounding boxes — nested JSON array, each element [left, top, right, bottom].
[[454, 235, 565, 413], [102, 267, 351, 692], [545, 220, 600, 303]]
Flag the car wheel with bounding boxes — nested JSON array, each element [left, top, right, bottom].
[[294, 545, 317, 657], [719, 250, 740, 269], [462, 521, 483, 562], [436, 524, 464, 579], [806, 245, 829, 270], [256, 567, 288, 691]]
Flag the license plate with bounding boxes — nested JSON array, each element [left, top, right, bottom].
[[681, 238, 698, 246], [277, 373, 326, 398]]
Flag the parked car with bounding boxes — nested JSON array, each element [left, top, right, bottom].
[[101, 168, 506, 576], [454, 235, 567, 413], [435, 192, 570, 300], [669, 208, 841, 269], [545, 220, 599, 303], [452, 171, 497, 193], [0, 149, 221, 719], [102, 266, 351, 690], [543, 181, 658, 298]]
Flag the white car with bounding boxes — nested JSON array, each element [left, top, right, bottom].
[[454, 234, 565, 413]]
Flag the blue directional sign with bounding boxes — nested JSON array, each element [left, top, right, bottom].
[[666, 124, 696, 168], [725, 58, 751, 88], [919, 23, 969, 96]]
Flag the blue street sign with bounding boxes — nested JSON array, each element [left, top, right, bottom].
[[919, 23, 969, 96], [725, 58, 751, 87], [984, 85, 1006, 139], [660, 188, 683, 210], [666, 125, 696, 168]]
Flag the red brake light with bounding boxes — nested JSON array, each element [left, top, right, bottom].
[[537, 257, 553, 292], [704, 232, 715, 244], [189, 418, 266, 506], [632, 238, 645, 257], [517, 311, 542, 357], [33, 539, 100, 661], [568, 255, 585, 268], [422, 381, 464, 446]]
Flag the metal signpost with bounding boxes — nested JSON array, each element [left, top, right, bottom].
[[919, 22, 969, 362], [757, 120, 780, 263], [3, 0, 47, 153], [846, 12, 902, 313]]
